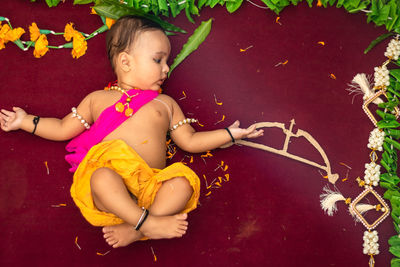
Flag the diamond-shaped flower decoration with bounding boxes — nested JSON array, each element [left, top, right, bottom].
[[362, 90, 400, 127], [350, 188, 390, 230]]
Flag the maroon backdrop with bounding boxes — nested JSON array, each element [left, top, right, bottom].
[[0, 0, 394, 266]]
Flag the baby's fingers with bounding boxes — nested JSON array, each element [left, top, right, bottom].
[[246, 129, 264, 139], [1, 109, 14, 116], [0, 112, 9, 122]]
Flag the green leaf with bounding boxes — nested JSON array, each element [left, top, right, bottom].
[[364, 32, 395, 54], [73, 0, 94, 4], [209, 0, 220, 8], [198, 0, 208, 8], [381, 173, 400, 185], [377, 120, 400, 129], [385, 188, 400, 200], [386, 128, 400, 139], [389, 235, 400, 247], [226, 0, 244, 13], [377, 109, 397, 120], [93, 0, 186, 33], [305, 0, 313, 7], [336, 0, 344, 8], [45, 0, 61, 7], [391, 257, 400, 267], [390, 246, 400, 258], [391, 69, 400, 82], [168, 0, 179, 17], [386, 137, 400, 150], [158, 0, 168, 11], [185, 3, 195, 23], [168, 18, 212, 76]]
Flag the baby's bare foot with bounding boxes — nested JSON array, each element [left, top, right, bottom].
[[140, 213, 188, 239], [102, 223, 143, 248]]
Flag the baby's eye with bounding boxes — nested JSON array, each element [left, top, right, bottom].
[[154, 58, 161, 63]]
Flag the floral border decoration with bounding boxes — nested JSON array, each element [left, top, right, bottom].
[[5, 0, 400, 266]]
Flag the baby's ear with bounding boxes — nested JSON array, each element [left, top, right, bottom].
[[118, 52, 132, 72]]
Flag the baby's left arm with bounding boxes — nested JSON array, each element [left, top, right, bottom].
[[169, 97, 263, 153]]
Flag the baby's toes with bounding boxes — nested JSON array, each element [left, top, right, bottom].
[[106, 237, 118, 246], [102, 226, 113, 234]]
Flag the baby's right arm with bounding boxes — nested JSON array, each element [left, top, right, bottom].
[[0, 92, 94, 141]]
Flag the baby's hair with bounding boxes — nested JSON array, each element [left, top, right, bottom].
[[106, 15, 164, 71]]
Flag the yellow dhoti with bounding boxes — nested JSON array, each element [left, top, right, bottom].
[[70, 139, 201, 226]]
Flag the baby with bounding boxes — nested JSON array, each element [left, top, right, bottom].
[[0, 15, 263, 248]]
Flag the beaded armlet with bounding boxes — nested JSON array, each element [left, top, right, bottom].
[[170, 118, 198, 131], [71, 107, 90, 129]]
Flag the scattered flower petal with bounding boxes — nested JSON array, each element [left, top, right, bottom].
[[275, 60, 288, 67], [240, 45, 253, 52], [75, 236, 82, 250], [214, 94, 223, 105]]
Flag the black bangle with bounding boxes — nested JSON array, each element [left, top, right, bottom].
[[225, 127, 235, 143], [135, 208, 149, 231], [32, 116, 40, 134]]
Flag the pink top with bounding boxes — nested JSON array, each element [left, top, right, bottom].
[[65, 88, 159, 172]]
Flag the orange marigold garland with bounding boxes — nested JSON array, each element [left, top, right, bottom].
[[0, 15, 109, 58]]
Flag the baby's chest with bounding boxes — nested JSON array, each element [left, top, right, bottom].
[[132, 103, 170, 127]]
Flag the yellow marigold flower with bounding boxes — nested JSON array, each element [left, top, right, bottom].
[[71, 31, 87, 59], [106, 17, 116, 29], [29, 22, 40, 42], [64, 22, 76, 42], [5, 27, 25, 42], [33, 34, 49, 58], [0, 24, 11, 50]]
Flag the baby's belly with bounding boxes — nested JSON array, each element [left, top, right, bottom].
[[102, 127, 168, 169]]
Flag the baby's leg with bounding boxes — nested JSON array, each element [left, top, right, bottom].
[[91, 168, 188, 247], [149, 176, 194, 216]]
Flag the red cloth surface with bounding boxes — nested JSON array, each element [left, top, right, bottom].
[[0, 1, 394, 266]]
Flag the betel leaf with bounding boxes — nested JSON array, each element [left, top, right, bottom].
[[391, 69, 400, 82], [45, 0, 61, 7], [390, 246, 400, 258], [391, 257, 400, 267], [226, 0, 244, 13], [73, 0, 94, 4], [93, 0, 186, 33], [389, 235, 400, 246], [364, 32, 395, 54], [168, 18, 212, 77]]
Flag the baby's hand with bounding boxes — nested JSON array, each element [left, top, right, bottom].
[[228, 120, 264, 141], [0, 107, 27, 132]]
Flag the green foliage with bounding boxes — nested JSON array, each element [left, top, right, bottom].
[[73, 0, 94, 4], [45, 0, 61, 7], [94, 0, 186, 33], [168, 18, 212, 76]]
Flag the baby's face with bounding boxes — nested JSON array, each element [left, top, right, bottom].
[[127, 30, 171, 91]]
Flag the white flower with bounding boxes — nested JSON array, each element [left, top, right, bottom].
[[384, 38, 400, 60], [374, 65, 390, 88]]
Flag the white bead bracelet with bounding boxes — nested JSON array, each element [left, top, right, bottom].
[[71, 107, 90, 129], [170, 118, 198, 131]]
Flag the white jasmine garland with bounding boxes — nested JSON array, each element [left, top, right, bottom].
[[367, 128, 385, 151], [363, 231, 379, 255], [374, 65, 390, 89], [364, 162, 381, 186], [384, 38, 400, 60]]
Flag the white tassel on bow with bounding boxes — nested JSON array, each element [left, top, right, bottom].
[[346, 73, 383, 105], [349, 203, 375, 222], [320, 186, 346, 216]]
